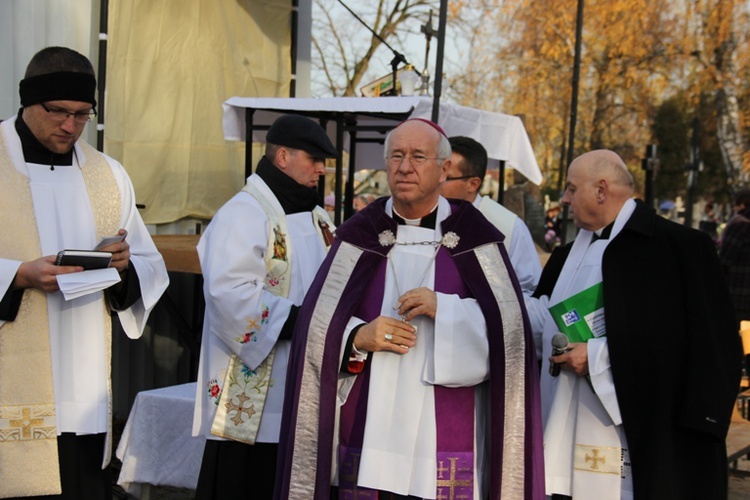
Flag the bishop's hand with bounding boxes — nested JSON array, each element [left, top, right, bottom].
[[396, 287, 437, 322], [354, 316, 416, 355]]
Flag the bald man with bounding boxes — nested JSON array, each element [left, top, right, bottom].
[[527, 150, 741, 499]]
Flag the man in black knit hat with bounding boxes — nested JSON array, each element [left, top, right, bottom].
[[0, 46, 168, 499], [192, 114, 338, 498]]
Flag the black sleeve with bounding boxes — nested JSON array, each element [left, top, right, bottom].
[[278, 305, 300, 341], [108, 265, 142, 311], [0, 285, 24, 321]]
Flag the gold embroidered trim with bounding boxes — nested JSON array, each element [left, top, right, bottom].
[[0, 120, 61, 494], [210, 180, 294, 444], [0, 404, 57, 441], [574, 443, 624, 475]]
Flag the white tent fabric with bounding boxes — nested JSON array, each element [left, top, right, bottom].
[[0, 0, 98, 149], [222, 96, 543, 185]]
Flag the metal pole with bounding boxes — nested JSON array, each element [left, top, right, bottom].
[[334, 116, 344, 226], [345, 123, 357, 221], [290, 0, 298, 97], [496, 160, 505, 205], [559, 0, 584, 246], [96, 0, 109, 152], [642, 144, 658, 208], [430, 0, 448, 123], [245, 108, 255, 178], [685, 118, 700, 229]]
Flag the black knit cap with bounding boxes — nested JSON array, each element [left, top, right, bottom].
[[266, 114, 338, 158]]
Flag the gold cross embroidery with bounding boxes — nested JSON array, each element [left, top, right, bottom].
[[9, 407, 44, 439], [339, 452, 362, 499], [224, 392, 256, 426], [436, 457, 472, 500], [245, 316, 260, 331], [585, 448, 606, 470]]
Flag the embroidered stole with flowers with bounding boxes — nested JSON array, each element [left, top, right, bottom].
[[0, 126, 120, 497], [210, 180, 332, 444]]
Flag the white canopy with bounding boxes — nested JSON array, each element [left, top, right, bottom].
[[222, 96, 542, 185]]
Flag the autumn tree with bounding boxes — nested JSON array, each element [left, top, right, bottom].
[[684, 0, 749, 192], [312, 0, 437, 97], [309, 0, 750, 205]]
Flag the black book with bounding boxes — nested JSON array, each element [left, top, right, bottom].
[[55, 250, 112, 270]]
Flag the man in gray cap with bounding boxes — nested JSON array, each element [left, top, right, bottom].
[[192, 114, 338, 498]]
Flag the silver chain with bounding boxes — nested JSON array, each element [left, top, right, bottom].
[[392, 240, 443, 247]]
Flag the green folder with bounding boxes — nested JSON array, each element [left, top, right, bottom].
[[548, 282, 606, 342]]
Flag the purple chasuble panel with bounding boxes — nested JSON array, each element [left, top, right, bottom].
[[339, 247, 475, 499]]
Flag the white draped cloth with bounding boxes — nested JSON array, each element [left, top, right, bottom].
[[0, 117, 169, 435], [528, 199, 636, 500], [193, 175, 329, 443], [336, 197, 489, 499]]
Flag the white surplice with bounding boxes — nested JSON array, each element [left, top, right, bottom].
[[337, 197, 489, 499], [193, 175, 329, 443], [531, 199, 636, 500], [475, 195, 541, 299], [0, 117, 169, 435]]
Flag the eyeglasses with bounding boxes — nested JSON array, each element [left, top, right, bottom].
[[444, 175, 478, 182], [386, 153, 439, 167], [40, 103, 97, 124]]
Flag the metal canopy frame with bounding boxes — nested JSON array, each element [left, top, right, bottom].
[[225, 97, 542, 225], [243, 106, 414, 224]]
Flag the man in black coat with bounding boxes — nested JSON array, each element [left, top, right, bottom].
[[528, 149, 741, 499]]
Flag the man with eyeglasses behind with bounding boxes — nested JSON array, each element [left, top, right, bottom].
[[441, 136, 542, 361], [0, 47, 169, 499], [441, 136, 541, 299]]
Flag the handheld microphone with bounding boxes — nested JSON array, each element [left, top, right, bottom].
[[549, 333, 569, 377]]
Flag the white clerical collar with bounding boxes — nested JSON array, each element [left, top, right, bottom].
[[392, 201, 440, 227]]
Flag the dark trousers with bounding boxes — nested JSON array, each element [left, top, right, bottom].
[[330, 487, 421, 499], [5, 433, 112, 500], [195, 440, 278, 499]]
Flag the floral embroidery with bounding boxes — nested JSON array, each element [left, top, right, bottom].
[[207, 379, 222, 405], [235, 305, 270, 344], [241, 364, 257, 378], [265, 269, 287, 289]]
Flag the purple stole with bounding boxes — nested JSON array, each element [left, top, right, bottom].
[[338, 246, 475, 499]]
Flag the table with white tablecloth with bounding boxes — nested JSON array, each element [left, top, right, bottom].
[[116, 382, 204, 498]]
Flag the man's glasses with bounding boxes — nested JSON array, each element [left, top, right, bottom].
[[41, 103, 97, 124], [386, 153, 439, 167], [444, 175, 477, 182]]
